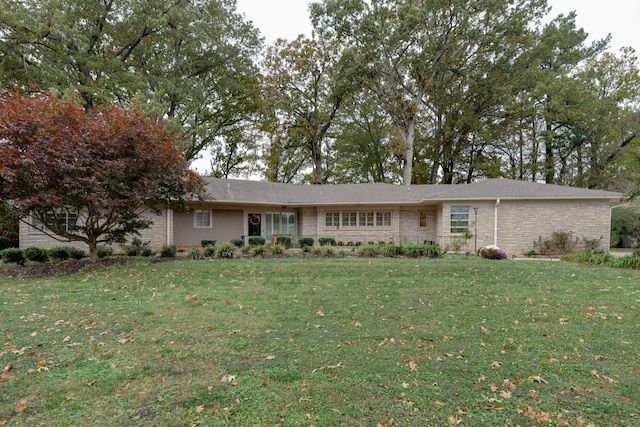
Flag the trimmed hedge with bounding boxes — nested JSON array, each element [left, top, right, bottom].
[[24, 247, 49, 263], [231, 238, 244, 248], [248, 236, 266, 246], [1, 248, 24, 264], [275, 235, 291, 249], [318, 237, 336, 246], [0, 236, 10, 250], [298, 237, 314, 248], [201, 240, 217, 247], [161, 245, 177, 258]]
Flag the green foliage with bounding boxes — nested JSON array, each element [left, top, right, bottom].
[[188, 247, 203, 260], [534, 231, 578, 255], [299, 237, 314, 247], [275, 235, 291, 249], [203, 245, 218, 258], [160, 245, 177, 258], [318, 237, 336, 246], [1, 247, 24, 264], [356, 244, 383, 257], [216, 242, 240, 259], [231, 238, 244, 248], [357, 243, 442, 259], [251, 245, 267, 257], [269, 244, 287, 255], [24, 247, 49, 263], [48, 246, 72, 261], [565, 251, 640, 269], [96, 246, 114, 259], [0, 236, 10, 251], [248, 237, 266, 246], [124, 238, 151, 257], [201, 240, 217, 247]]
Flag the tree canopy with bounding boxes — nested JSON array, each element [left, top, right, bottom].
[[0, 90, 207, 260]]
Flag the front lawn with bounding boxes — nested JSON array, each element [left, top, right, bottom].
[[1, 257, 638, 426]]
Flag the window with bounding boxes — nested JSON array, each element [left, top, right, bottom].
[[342, 211, 357, 227], [325, 212, 340, 227], [450, 206, 469, 234], [31, 209, 78, 232], [266, 212, 296, 241], [419, 211, 427, 227], [359, 211, 374, 227], [377, 211, 391, 227], [194, 210, 212, 228]]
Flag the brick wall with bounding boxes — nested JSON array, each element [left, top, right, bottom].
[[19, 209, 171, 253]]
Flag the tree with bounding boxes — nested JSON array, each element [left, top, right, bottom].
[[0, 90, 207, 260], [0, 0, 262, 163], [261, 35, 356, 183]]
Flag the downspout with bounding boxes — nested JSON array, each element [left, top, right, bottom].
[[494, 199, 500, 246], [166, 207, 172, 246]]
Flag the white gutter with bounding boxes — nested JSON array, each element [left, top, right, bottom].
[[494, 199, 500, 246]]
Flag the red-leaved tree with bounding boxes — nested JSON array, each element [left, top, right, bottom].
[[0, 90, 207, 260]]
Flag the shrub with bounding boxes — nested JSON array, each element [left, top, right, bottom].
[[269, 243, 287, 255], [248, 236, 266, 246], [97, 246, 113, 259], [0, 236, 10, 250], [357, 244, 383, 258], [69, 247, 86, 260], [201, 240, 217, 247], [188, 246, 203, 260], [383, 244, 404, 257], [535, 231, 577, 255], [49, 246, 71, 260], [478, 245, 507, 260], [24, 247, 49, 263], [318, 237, 336, 246], [581, 237, 601, 252], [203, 245, 218, 257], [299, 237, 314, 248], [231, 238, 244, 248], [216, 242, 239, 259], [252, 245, 267, 257], [124, 237, 150, 257], [276, 235, 291, 249], [161, 245, 177, 258], [1, 248, 24, 264]]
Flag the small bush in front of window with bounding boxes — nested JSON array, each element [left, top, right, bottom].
[[298, 237, 314, 248], [1, 248, 24, 264], [201, 240, 217, 247], [252, 245, 267, 256], [276, 236, 291, 249], [24, 247, 49, 263], [161, 245, 177, 258], [248, 236, 266, 246], [318, 237, 336, 246], [231, 238, 244, 248], [97, 246, 114, 259], [49, 246, 71, 260]]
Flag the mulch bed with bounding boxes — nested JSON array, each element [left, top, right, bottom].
[[0, 257, 177, 279]]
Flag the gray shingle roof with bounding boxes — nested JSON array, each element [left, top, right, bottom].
[[203, 178, 623, 206]]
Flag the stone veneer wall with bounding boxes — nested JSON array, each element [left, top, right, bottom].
[[19, 209, 171, 253]]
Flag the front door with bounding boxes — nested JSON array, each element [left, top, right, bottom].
[[248, 213, 261, 236]]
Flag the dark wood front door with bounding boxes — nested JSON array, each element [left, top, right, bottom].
[[248, 213, 261, 236]]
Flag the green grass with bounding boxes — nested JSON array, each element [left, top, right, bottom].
[[1, 257, 639, 426]]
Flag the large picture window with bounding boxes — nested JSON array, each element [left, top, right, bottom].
[[266, 212, 296, 241], [194, 210, 212, 228], [450, 206, 469, 234]]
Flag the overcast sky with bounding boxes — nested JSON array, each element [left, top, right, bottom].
[[236, 0, 640, 53]]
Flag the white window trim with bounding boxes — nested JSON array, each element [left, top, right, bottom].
[[194, 209, 212, 228]]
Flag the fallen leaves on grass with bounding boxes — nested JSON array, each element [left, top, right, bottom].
[[0, 365, 14, 382], [221, 375, 238, 386], [15, 399, 26, 413]]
